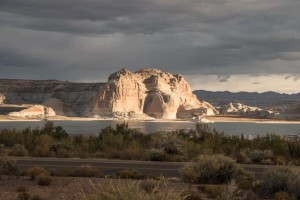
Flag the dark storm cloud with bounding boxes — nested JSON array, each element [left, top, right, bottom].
[[0, 0, 300, 81]]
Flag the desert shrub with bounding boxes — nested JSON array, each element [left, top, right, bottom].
[[288, 139, 300, 159], [27, 166, 49, 180], [146, 148, 166, 161], [182, 186, 204, 200], [180, 154, 247, 184], [30, 196, 43, 200], [76, 180, 185, 200], [36, 173, 51, 186], [237, 175, 254, 190], [195, 123, 212, 141], [40, 121, 68, 140], [8, 144, 28, 157], [140, 180, 156, 192], [274, 192, 296, 200], [16, 185, 29, 192], [162, 138, 184, 155], [248, 149, 274, 164], [113, 169, 146, 180], [275, 156, 287, 165], [0, 157, 19, 175], [73, 165, 98, 177], [0, 129, 24, 147], [198, 185, 224, 199], [49, 168, 74, 177], [258, 167, 300, 198], [261, 158, 274, 165], [0, 144, 5, 156], [236, 151, 247, 163], [17, 192, 30, 200]]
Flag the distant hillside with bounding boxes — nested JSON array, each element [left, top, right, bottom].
[[193, 90, 300, 108]]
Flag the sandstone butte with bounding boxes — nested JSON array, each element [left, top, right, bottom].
[[86, 68, 218, 119], [0, 68, 218, 120]]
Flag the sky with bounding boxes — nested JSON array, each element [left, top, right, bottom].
[[0, 0, 300, 93]]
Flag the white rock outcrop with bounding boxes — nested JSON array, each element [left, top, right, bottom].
[[0, 94, 5, 104], [87, 68, 218, 119], [8, 105, 56, 118], [220, 102, 279, 117]]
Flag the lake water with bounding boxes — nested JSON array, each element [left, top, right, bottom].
[[0, 120, 299, 136]]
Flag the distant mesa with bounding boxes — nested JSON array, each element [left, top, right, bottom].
[[0, 68, 217, 120]]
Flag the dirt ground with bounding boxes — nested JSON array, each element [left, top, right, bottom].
[[0, 176, 190, 200]]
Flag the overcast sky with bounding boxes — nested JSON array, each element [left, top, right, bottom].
[[1, 0, 300, 93]]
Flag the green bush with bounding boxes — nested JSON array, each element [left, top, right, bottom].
[[36, 173, 51, 186], [180, 154, 246, 184], [27, 166, 49, 180], [146, 149, 166, 161], [72, 165, 97, 177], [248, 149, 274, 164], [162, 138, 184, 155], [0, 157, 19, 175], [258, 167, 300, 198]]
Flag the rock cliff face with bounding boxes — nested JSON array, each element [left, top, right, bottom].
[[8, 105, 56, 118], [220, 102, 279, 117], [0, 94, 4, 104], [0, 79, 103, 116], [87, 68, 217, 119], [0, 68, 217, 119]]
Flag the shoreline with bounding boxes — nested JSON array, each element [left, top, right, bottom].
[[0, 114, 300, 124]]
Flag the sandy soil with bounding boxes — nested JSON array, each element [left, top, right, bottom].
[[0, 176, 188, 200]]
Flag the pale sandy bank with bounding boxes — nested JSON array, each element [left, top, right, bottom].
[[0, 114, 300, 124]]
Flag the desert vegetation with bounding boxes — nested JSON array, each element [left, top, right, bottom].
[[0, 121, 299, 165]]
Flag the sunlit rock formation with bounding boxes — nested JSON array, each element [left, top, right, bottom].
[[87, 68, 218, 119], [8, 105, 56, 118], [220, 102, 279, 117], [0, 94, 4, 104]]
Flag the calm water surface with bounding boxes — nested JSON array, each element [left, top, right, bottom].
[[0, 120, 299, 136]]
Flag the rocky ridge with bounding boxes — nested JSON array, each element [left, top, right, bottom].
[[87, 68, 218, 119], [0, 79, 103, 117], [220, 102, 279, 117], [8, 105, 56, 118]]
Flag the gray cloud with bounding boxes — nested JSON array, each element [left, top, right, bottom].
[[0, 0, 300, 84], [217, 75, 231, 82], [285, 74, 300, 81]]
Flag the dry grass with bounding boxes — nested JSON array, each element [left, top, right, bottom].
[[0, 176, 189, 200]]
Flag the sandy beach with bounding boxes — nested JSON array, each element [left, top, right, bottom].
[[1, 114, 300, 124]]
